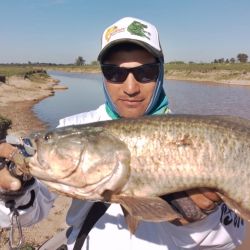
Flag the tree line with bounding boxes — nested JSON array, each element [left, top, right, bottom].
[[75, 53, 248, 66], [75, 56, 98, 66], [213, 53, 248, 64], [168, 53, 248, 65], [1, 53, 248, 67]]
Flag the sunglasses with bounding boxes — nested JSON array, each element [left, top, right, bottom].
[[101, 63, 160, 83]]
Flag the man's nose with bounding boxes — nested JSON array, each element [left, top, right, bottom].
[[123, 73, 140, 96]]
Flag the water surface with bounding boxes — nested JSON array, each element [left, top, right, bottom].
[[33, 71, 250, 128]]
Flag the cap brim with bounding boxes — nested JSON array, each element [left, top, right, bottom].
[[98, 38, 163, 62]]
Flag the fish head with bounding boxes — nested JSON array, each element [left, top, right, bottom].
[[28, 128, 83, 181], [27, 125, 131, 199]]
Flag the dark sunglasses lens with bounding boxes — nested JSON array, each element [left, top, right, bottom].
[[101, 63, 160, 83], [101, 65, 127, 83], [134, 64, 159, 83]]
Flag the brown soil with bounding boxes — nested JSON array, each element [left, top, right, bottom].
[[0, 76, 71, 249], [0, 75, 249, 249]]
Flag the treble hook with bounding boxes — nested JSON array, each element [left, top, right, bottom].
[[9, 207, 24, 250]]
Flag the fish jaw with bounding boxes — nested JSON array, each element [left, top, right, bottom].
[[28, 126, 131, 199]]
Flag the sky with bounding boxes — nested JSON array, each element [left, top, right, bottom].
[[0, 0, 250, 64]]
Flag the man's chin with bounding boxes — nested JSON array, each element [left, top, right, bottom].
[[118, 108, 146, 118]]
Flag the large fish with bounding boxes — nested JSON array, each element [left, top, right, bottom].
[[26, 114, 250, 230]]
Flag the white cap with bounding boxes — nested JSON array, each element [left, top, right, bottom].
[[98, 17, 163, 62]]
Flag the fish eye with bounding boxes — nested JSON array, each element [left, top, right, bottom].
[[44, 132, 53, 141]]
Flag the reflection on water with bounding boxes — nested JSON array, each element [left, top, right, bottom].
[[33, 71, 250, 128], [166, 80, 250, 120]]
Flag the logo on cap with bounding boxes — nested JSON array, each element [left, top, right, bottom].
[[105, 26, 125, 42], [127, 21, 151, 40]]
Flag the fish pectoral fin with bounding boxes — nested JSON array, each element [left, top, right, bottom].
[[114, 195, 183, 234], [112, 195, 183, 222], [121, 206, 140, 235]]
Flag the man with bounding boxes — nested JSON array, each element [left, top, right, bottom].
[[0, 17, 245, 249]]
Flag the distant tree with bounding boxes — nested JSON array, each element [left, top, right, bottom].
[[218, 58, 225, 64], [169, 61, 185, 64], [230, 58, 235, 64], [188, 61, 195, 64], [75, 56, 85, 66], [225, 59, 229, 64], [213, 59, 218, 63], [91, 60, 99, 66], [237, 53, 248, 63]]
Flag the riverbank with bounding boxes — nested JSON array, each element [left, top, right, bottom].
[[41, 63, 250, 86], [0, 75, 68, 134], [2, 64, 250, 86], [166, 70, 250, 86], [0, 75, 71, 249]]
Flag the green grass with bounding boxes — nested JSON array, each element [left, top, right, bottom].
[[42, 63, 250, 74], [2, 63, 248, 76], [0, 65, 50, 82], [165, 63, 250, 72], [0, 65, 34, 77], [42, 64, 100, 73]]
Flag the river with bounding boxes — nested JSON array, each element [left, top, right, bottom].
[[33, 71, 250, 128]]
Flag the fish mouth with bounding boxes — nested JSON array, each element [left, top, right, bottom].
[[28, 152, 55, 181]]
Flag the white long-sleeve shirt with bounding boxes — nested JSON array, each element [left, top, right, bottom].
[[0, 104, 245, 249]]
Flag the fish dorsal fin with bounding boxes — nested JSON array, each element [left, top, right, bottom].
[[111, 195, 183, 223]]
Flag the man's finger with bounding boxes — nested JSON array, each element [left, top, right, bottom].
[[0, 167, 21, 192], [171, 217, 190, 226], [186, 189, 216, 211], [166, 192, 206, 222], [198, 188, 221, 202], [0, 143, 28, 175], [0, 143, 17, 159]]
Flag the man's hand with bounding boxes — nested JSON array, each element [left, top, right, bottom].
[[0, 143, 26, 193], [187, 187, 221, 212], [166, 188, 222, 225], [0, 166, 22, 192]]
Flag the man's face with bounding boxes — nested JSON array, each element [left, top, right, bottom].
[[103, 49, 157, 118]]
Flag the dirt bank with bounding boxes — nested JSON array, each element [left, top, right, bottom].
[[166, 70, 250, 86], [0, 76, 68, 135], [0, 76, 71, 249]]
